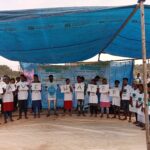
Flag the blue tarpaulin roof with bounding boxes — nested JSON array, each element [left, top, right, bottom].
[[0, 5, 149, 63]]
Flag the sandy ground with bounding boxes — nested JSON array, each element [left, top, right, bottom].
[[0, 113, 146, 150]]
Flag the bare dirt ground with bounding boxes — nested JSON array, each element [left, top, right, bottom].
[[0, 113, 146, 150]]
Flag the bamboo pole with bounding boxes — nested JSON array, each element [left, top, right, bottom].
[[98, 53, 101, 61], [139, 0, 150, 149]]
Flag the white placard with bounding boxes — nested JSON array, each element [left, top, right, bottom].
[[60, 85, 71, 93], [109, 88, 120, 97], [75, 83, 84, 92], [31, 83, 41, 91], [87, 84, 97, 93], [18, 83, 29, 91], [0, 85, 3, 94], [10, 84, 16, 92], [5, 84, 16, 92], [99, 84, 109, 93]]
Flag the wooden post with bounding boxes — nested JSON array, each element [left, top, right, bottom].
[[139, 0, 150, 149]]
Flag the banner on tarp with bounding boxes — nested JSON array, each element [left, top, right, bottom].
[[20, 60, 134, 108]]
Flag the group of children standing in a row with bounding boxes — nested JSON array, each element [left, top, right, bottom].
[[0, 73, 148, 130]]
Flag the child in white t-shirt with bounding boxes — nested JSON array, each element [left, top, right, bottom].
[[63, 78, 73, 116], [31, 74, 42, 118], [88, 79, 98, 117], [75, 76, 86, 116], [100, 78, 110, 118], [16, 74, 29, 120], [2, 76, 14, 123], [111, 80, 121, 119], [129, 82, 139, 123], [136, 84, 145, 128]]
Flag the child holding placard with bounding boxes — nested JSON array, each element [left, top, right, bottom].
[[31, 74, 42, 118], [99, 78, 110, 118], [2, 76, 14, 123], [129, 82, 139, 123], [110, 80, 121, 119], [88, 79, 98, 117], [75, 76, 86, 116], [16, 74, 29, 120], [62, 78, 73, 116]]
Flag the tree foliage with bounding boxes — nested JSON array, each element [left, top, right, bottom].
[[0, 65, 20, 78]]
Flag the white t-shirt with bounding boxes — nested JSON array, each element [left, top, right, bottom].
[[76, 92, 84, 100], [131, 88, 139, 103], [131, 88, 139, 100], [111, 87, 121, 107], [31, 82, 42, 101], [100, 93, 110, 103], [32, 91, 41, 101], [0, 81, 5, 96], [2, 83, 14, 103], [16, 81, 29, 100], [137, 92, 145, 123], [64, 93, 73, 101], [121, 85, 132, 100], [64, 84, 73, 101], [100, 84, 110, 103], [10, 83, 16, 92], [47, 82, 57, 100], [137, 92, 144, 115], [99, 84, 109, 93], [129, 88, 139, 112], [89, 92, 98, 104]]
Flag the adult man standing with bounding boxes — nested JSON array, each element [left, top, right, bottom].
[[47, 75, 58, 116]]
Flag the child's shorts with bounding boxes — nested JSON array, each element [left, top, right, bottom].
[[121, 100, 129, 112], [64, 101, 72, 110], [100, 102, 110, 108]]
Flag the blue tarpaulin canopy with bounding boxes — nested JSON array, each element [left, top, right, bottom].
[[0, 5, 149, 63]]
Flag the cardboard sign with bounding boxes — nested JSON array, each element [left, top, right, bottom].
[[99, 84, 109, 93], [109, 88, 120, 97], [18, 83, 29, 91], [31, 83, 41, 91], [87, 84, 97, 93], [60, 85, 71, 93], [75, 83, 84, 92]]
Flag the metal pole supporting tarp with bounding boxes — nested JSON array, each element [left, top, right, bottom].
[[139, 0, 150, 149]]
